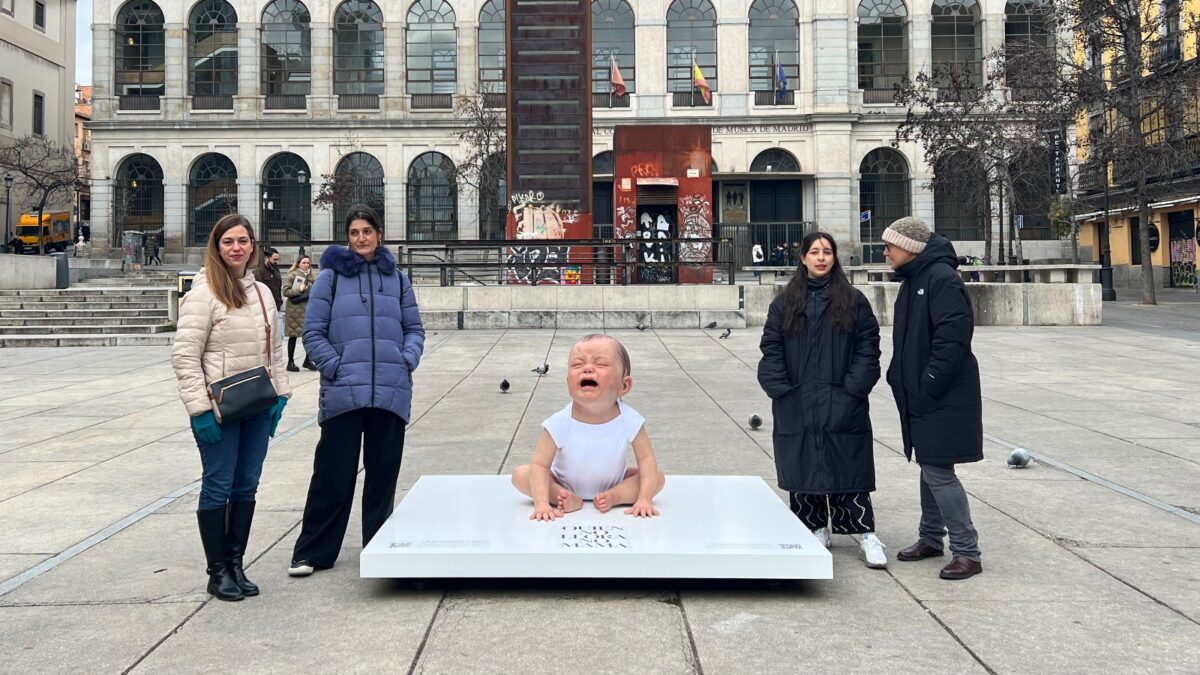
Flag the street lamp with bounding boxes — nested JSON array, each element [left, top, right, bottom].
[[3, 174, 13, 253], [297, 170, 308, 258]]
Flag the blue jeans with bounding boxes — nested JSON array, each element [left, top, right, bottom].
[[194, 413, 271, 510]]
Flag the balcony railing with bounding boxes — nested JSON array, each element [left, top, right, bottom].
[[593, 92, 631, 108], [483, 92, 506, 109], [191, 95, 233, 110], [265, 94, 306, 110], [1154, 36, 1182, 68], [672, 91, 713, 107], [1079, 160, 1105, 193], [118, 95, 160, 111], [338, 93, 379, 110], [863, 88, 898, 104], [411, 93, 453, 110], [754, 90, 794, 106]]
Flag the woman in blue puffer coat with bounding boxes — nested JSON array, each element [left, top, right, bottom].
[[289, 204, 424, 576]]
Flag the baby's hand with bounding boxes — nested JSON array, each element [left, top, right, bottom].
[[624, 499, 660, 518], [530, 502, 563, 521]]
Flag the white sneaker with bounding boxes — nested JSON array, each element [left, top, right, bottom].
[[860, 533, 888, 569], [811, 527, 830, 547], [287, 560, 314, 577]]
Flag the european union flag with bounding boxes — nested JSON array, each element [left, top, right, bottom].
[[860, 210, 871, 222], [775, 62, 788, 104]]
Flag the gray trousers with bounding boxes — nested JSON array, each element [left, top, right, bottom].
[[917, 463, 981, 561]]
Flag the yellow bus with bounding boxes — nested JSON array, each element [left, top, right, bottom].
[[17, 211, 72, 253]]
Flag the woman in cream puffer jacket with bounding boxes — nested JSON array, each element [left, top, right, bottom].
[[171, 213, 291, 603]]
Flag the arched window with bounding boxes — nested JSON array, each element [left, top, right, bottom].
[[407, 152, 458, 240], [592, 150, 614, 176], [407, 0, 457, 105], [478, 0, 505, 105], [666, 0, 717, 106], [479, 152, 506, 240], [188, 0, 238, 106], [748, 0, 799, 106], [187, 153, 238, 246], [858, 0, 907, 102], [1004, 1, 1052, 98], [858, 148, 910, 261], [261, 0, 311, 108], [332, 151, 385, 238], [934, 150, 987, 241], [592, 0, 635, 106], [750, 149, 800, 173], [261, 153, 311, 244], [1010, 145, 1054, 240], [931, 0, 981, 88], [112, 153, 164, 243], [334, 1, 384, 103], [114, 1, 165, 107]]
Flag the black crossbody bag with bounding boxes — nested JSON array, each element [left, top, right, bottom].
[[206, 285, 278, 424]]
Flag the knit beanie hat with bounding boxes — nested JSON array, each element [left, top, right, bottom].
[[882, 217, 932, 254]]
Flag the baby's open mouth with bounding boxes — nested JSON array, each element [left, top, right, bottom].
[[579, 377, 599, 389]]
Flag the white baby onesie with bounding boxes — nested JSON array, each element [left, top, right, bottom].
[[544, 400, 645, 500]]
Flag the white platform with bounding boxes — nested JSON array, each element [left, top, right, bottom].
[[361, 475, 832, 580]]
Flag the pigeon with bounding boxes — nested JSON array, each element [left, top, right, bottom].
[[532, 364, 550, 376], [704, 321, 718, 329], [635, 322, 649, 331], [719, 328, 732, 339], [749, 414, 763, 430], [500, 379, 510, 393], [1007, 448, 1031, 468]]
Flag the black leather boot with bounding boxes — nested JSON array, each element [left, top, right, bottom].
[[287, 360, 300, 372], [226, 501, 259, 596], [302, 357, 317, 371], [197, 507, 243, 601]]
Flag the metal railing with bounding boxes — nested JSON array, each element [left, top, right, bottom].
[[265, 94, 306, 110], [411, 93, 453, 110], [863, 88, 898, 104], [753, 90, 794, 106], [300, 237, 740, 286], [118, 95, 160, 111], [593, 92, 631, 108], [713, 222, 819, 269], [672, 91, 713, 107], [338, 93, 379, 110], [191, 95, 233, 110]]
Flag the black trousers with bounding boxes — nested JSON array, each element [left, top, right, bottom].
[[790, 492, 875, 535], [292, 407, 406, 567]]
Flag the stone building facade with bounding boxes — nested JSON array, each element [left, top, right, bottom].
[[87, 0, 1061, 263]]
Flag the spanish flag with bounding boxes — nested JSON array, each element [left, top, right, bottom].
[[692, 59, 711, 104], [610, 53, 627, 97]]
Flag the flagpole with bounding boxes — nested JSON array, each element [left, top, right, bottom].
[[609, 52, 615, 109], [691, 51, 696, 107], [773, 49, 778, 106]]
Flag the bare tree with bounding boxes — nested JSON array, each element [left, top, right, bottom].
[[311, 130, 384, 218], [453, 84, 507, 239], [1000, 0, 1200, 303], [0, 135, 79, 254]]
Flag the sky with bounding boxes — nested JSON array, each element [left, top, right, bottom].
[[76, 0, 92, 85]]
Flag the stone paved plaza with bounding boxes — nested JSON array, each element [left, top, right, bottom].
[[1, 299, 1199, 673]]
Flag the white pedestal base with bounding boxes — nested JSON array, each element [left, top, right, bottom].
[[360, 475, 833, 580]]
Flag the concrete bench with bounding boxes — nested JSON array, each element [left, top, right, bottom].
[[742, 266, 797, 284], [746, 264, 1101, 285]]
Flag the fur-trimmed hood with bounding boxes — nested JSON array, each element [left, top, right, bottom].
[[319, 245, 396, 277]]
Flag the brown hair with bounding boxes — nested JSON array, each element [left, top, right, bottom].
[[204, 213, 257, 309], [578, 334, 632, 377]]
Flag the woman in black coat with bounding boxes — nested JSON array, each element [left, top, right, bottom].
[[757, 232, 887, 569]]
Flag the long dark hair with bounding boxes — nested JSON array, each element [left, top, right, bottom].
[[782, 231, 857, 336]]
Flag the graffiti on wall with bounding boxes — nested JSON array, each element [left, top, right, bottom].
[[678, 194, 712, 263], [637, 208, 675, 283], [506, 245, 571, 285]]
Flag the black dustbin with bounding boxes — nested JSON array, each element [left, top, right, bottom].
[[49, 251, 69, 289]]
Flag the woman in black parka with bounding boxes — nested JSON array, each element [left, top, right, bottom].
[[757, 232, 887, 569]]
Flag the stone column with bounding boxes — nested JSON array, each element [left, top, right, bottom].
[[163, 181, 188, 259], [238, 22, 259, 116], [636, 18, 666, 117], [458, 20, 479, 96], [812, 122, 854, 244], [458, 183, 480, 240], [384, 22, 405, 114], [812, 14, 849, 112], [910, 13, 931, 81], [386, 178, 406, 240], [92, 22, 115, 119], [310, 21, 333, 116], [718, 17, 749, 116], [164, 23, 187, 117], [238, 177, 260, 241], [91, 177, 112, 252]]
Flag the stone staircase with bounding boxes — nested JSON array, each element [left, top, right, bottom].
[[0, 273, 177, 347]]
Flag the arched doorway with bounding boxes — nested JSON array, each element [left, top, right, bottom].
[[112, 153, 165, 246]]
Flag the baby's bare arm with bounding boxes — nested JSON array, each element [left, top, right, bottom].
[[631, 427, 663, 505], [529, 430, 560, 517]]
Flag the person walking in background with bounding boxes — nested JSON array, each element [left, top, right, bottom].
[[882, 217, 984, 581], [255, 247, 284, 311], [282, 254, 317, 372], [147, 232, 161, 266], [171, 213, 291, 601], [289, 205, 425, 577], [758, 232, 887, 569]]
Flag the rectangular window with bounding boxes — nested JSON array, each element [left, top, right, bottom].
[[34, 1, 46, 30], [0, 0, 14, 16], [0, 80, 12, 129], [33, 93, 45, 136]]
